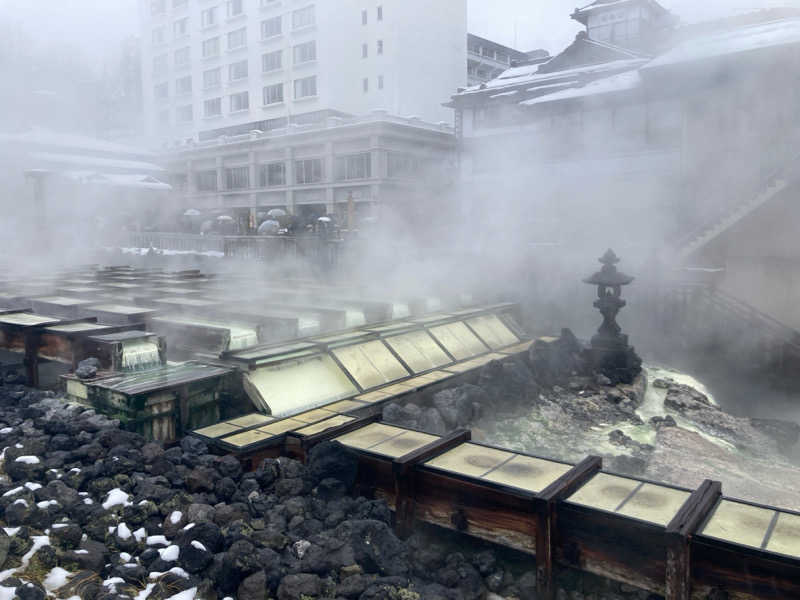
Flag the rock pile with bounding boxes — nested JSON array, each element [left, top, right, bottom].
[[0, 382, 657, 600]]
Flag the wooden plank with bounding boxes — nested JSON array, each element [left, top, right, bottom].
[[285, 413, 381, 460], [536, 456, 602, 600], [664, 480, 722, 600], [393, 429, 471, 538]]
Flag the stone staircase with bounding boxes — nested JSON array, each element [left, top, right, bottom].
[[675, 176, 788, 262]]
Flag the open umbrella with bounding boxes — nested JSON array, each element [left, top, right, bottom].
[[258, 219, 280, 235], [183, 209, 201, 217], [267, 208, 287, 218], [216, 215, 234, 221], [317, 216, 332, 223]]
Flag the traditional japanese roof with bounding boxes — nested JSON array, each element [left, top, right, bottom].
[[571, 0, 669, 26]]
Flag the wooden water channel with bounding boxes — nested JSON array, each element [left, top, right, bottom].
[[0, 267, 797, 599]]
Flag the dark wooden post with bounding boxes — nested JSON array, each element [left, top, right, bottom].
[[535, 455, 603, 600], [665, 479, 722, 600], [23, 330, 42, 388], [392, 429, 471, 538]]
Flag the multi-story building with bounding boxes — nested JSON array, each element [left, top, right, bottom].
[[162, 111, 456, 230], [466, 33, 538, 86], [448, 0, 800, 333], [139, 0, 466, 145]]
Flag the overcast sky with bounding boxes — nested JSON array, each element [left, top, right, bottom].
[[2, 0, 799, 65]]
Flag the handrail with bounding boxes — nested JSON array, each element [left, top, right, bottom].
[[672, 143, 800, 255], [660, 281, 800, 352]]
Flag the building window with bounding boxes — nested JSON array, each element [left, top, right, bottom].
[[229, 90, 249, 112], [225, 166, 250, 189], [176, 75, 192, 94], [295, 158, 323, 184], [260, 162, 285, 186], [362, 9, 367, 25], [293, 40, 316, 64], [294, 75, 317, 99], [228, 27, 247, 51], [227, 0, 244, 18], [362, 77, 369, 93], [362, 43, 368, 58], [202, 37, 220, 58], [203, 67, 221, 89], [387, 152, 418, 178], [150, 0, 166, 15], [228, 59, 249, 81], [174, 47, 190, 67], [378, 75, 384, 89], [377, 40, 383, 54], [176, 104, 193, 122], [196, 170, 218, 191], [335, 153, 371, 181], [263, 83, 284, 105], [152, 27, 166, 45], [204, 97, 222, 117], [377, 5, 383, 20], [261, 16, 282, 38], [292, 6, 315, 30], [153, 54, 168, 75], [201, 7, 217, 28], [154, 82, 169, 100], [173, 17, 188, 39], [262, 49, 282, 72]]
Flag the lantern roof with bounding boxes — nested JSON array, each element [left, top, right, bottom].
[[583, 249, 634, 286]]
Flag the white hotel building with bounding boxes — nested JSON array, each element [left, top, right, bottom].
[[139, 0, 465, 225]]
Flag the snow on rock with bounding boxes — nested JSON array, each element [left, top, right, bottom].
[[21, 535, 50, 568], [102, 488, 131, 510], [0, 587, 17, 600], [43, 567, 72, 591], [117, 523, 132, 540], [169, 510, 183, 524], [3, 527, 20, 536], [24, 482, 42, 491], [158, 545, 179, 562], [14, 455, 40, 464], [0, 427, 12, 434], [133, 527, 146, 542], [36, 500, 59, 509], [2, 487, 23, 497], [190, 540, 206, 551], [147, 535, 168, 546]]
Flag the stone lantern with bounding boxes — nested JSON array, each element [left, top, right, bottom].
[[583, 249, 642, 383]]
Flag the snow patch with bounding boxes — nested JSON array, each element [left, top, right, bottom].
[[190, 540, 206, 551], [24, 482, 42, 491], [169, 510, 183, 524], [102, 488, 131, 510], [158, 545, 179, 562], [147, 535, 169, 546], [117, 523, 132, 540], [43, 567, 72, 591], [14, 455, 40, 464]]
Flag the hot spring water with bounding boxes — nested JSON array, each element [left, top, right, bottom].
[[120, 340, 162, 371]]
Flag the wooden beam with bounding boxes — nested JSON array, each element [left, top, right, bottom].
[[392, 428, 471, 538], [536, 456, 603, 600], [665, 479, 722, 600]]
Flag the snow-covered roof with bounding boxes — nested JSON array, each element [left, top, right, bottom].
[[30, 152, 165, 173], [521, 69, 641, 106], [0, 128, 153, 157], [61, 171, 171, 191], [644, 17, 800, 70], [460, 58, 649, 96]]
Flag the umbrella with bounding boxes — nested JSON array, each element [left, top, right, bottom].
[[317, 216, 332, 223], [267, 208, 287, 218], [258, 219, 280, 235], [183, 209, 201, 217], [216, 215, 234, 221]]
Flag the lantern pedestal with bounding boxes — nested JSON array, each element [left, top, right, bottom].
[[583, 250, 642, 384]]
